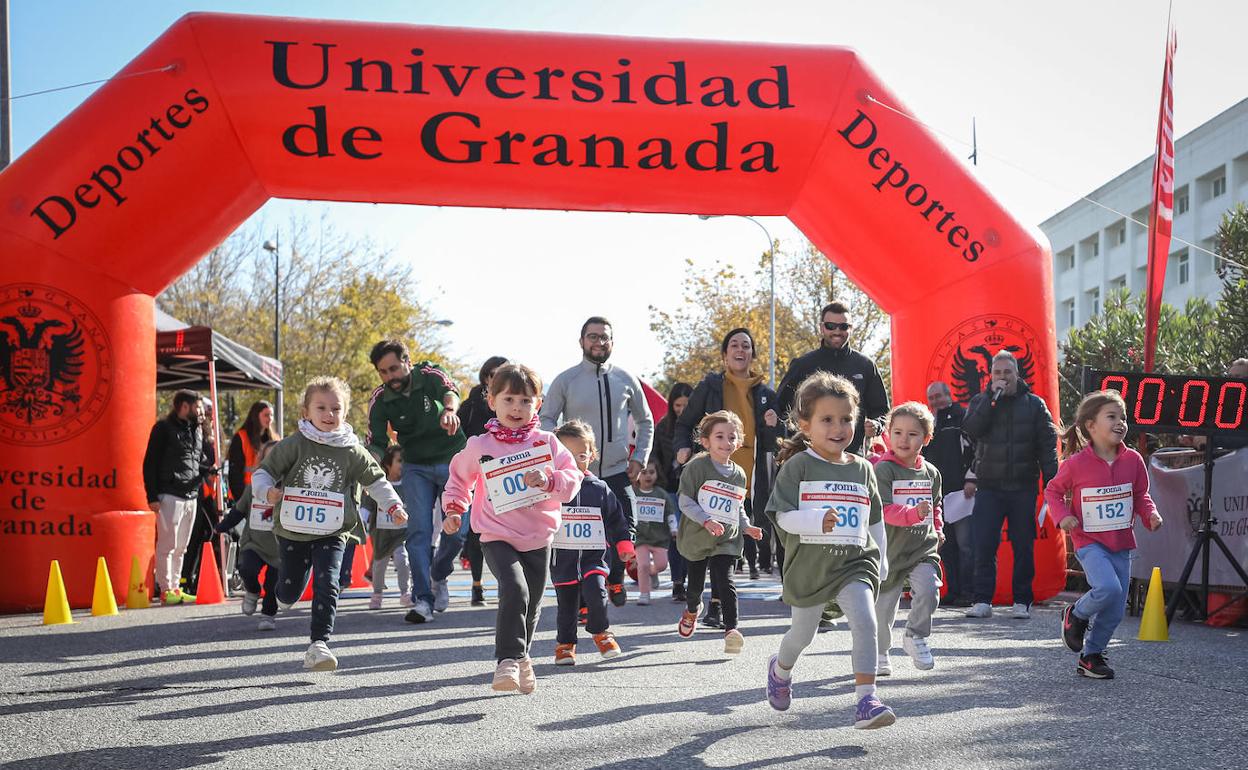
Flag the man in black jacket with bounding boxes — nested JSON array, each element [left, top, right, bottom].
[[776, 301, 888, 455], [142, 389, 213, 605], [961, 351, 1058, 620], [922, 381, 976, 606]]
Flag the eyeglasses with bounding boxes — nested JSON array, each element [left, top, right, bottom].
[[823, 322, 852, 331], [572, 452, 594, 462], [584, 333, 613, 343]]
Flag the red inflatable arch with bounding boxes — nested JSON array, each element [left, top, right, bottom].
[[0, 13, 1063, 611]]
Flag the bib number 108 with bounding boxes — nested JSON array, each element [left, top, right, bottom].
[[565, 522, 593, 538]]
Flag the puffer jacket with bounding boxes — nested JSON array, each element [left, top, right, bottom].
[[962, 380, 1058, 491], [142, 415, 207, 501]]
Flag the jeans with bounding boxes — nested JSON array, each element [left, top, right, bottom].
[[431, 506, 470, 583], [686, 554, 737, 630], [971, 487, 1038, 606], [556, 574, 609, 643], [275, 535, 346, 642], [238, 548, 278, 617], [1073, 544, 1132, 655], [940, 514, 975, 598], [482, 540, 549, 661], [602, 472, 635, 585], [401, 462, 461, 606]]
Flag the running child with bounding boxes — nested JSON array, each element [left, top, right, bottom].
[[1045, 390, 1163, 679], [872, 402, 944, 676], [630, 458, 678, 606], [441, 364, 583, 694], [365, 444, 412, 610], [253, 376, 407, 671], [551, 419, 635, 665], [675, 410, 763, 655], [213, 440, 280, 631], [763, 372, 895, 729]]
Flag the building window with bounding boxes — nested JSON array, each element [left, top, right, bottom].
[[1116, 227, 1126, 245], [1176, 188, 1189, 215], [1063, 299, 1075, 328], [1110, 275, 1126, 292], [1059, 249, 1075, 272], [1089, 287, 1101, 317], [1213, 175, 1227, 198], [1091, 240, 1100, 257], [1177, 251, 1190, 284]]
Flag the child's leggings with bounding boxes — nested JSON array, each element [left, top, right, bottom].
[[482, 540, 550, 661], [275, 535, 345, 643], [635, 545, 668, 595], [875, 562, 941, 653], [778, 580, 877, 675], [685, 554, 737, 630], [237, 549, 279, 617], [371, 547, 411, 597]]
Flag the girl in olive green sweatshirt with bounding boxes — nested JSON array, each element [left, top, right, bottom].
[[763, 372, 895, 730]]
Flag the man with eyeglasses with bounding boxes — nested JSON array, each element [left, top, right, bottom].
[[541, 316, 654, 606], [776, 301, 890, 455]]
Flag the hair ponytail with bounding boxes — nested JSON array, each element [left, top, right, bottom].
[[776, 431, 810, 465], [1059, 422, 1085, 459], [1062, 390, 1129, 458]]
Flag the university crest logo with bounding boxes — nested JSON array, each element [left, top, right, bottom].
[[926, 314, 1040, 406], [0, 284, 111, 446]]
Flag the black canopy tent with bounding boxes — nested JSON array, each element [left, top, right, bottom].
[[155, 308, 282, 392]]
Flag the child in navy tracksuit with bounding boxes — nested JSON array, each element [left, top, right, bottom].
[[552, 419, 636, 665]]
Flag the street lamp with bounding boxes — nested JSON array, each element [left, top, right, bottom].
[[698, 214, 777, 389], [434, 319, 454, 327], [261, 238, 283, 430]]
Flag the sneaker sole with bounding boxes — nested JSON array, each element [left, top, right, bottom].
[[877, 667, 892, 677], [1077, 666, 1113, 680], [406, 614, 431, 624], [724, 637, 744, 655], [304, 658, 338, 672], [492, 678, 520, 692], [555, 658, 576, 666], [909, 658, 934, 671], [598, 649, 622, 660], [854, 710, 896, 729]]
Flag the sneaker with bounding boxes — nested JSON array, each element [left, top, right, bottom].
[[161, 589, 183, 606], [749, 567, 760, 581], [903, 633, 934, 670], [965, 602, 993, 618], [854, 693, 896, 729], [179, 590, 196, 603], [368, 593, 383, 610], [877, 653, 892, 677], [1009, 603, 1031, 619], [399, 594, 414, 608], [1061, 605, 1089, 652], [257, 615, 277, 631], [671, 583, 687, 602], [471, 585, 485, 606], [517, 657, 537, 694], [701, 602, 723, 629], [766, 655, 792, 711], [1077, 652, 1114, 679], [578, 606, 588, 625], [723, 629, 745, 655], [554, 642, 577, 666], [433, 579, 450, 613], [460, 557, 471, 571], [637, 593, 651, 606], [304, 641, 338, 671], [405, 600, 433, 624], [593, 631, 622, 660], [678, 608, 699, 638], [492, 658, 520, 692], [241, 591, 259, 615], [608, 583, 627, 607]]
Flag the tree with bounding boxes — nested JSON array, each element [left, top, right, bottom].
[[648, 238, 889, 392], [158, 215, 467, 435], [1058, 287, 1230, 420], [1216, 202, 1248, 359]]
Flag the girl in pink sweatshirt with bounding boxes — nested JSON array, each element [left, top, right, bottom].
[[1045, 390, 1162, 680], [441, 364, 583, 695]]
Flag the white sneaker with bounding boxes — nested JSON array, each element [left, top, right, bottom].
[[903, 633, 935, 670], [637, 593, 651, 606], [241, 591, 259, 616], [965, 603, 993, 618], [304, 641, 338, 671], [400, 594, 414, 608], [368, 593, 383, 610], [877, 653, 892, 677], [405, 599, 433, 624], [433, 579, 450, 612], [1009, 603, 1031, 619], [257, 615, 276, 631]]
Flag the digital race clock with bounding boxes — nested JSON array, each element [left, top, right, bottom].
[[1083, 368, 1248, 435]]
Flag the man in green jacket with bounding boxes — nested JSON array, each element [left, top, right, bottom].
[[367, 339, 466, 623]]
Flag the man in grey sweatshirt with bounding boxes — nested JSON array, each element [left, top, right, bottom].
[[540, 316, 654, 605]]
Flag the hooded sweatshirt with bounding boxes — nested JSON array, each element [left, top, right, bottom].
[[872, 450, 944, 594]]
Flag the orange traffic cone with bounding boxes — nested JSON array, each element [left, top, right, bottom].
[[126, 555, 151, 609], [91, 557, 119, 616], [194, 542, 225, 605], [43, 560, 73, 625], [349, 541, 372, 589]]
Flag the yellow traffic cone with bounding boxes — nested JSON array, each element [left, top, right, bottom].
[[43, 560, 73, 626], [1138, 566, 1169, 641], [91, 557, 119, 617], [126, 555, 151, 610]]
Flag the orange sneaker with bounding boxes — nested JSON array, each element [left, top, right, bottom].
[[678, 608, 698, 638], [593, 631, 622, 660], [555, 642, 577, 666]]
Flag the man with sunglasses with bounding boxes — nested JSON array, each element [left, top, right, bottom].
[[776, 301, 889, 455]]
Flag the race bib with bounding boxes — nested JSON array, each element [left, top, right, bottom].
[[635, 495, 666, 524], [552, 506, 607, 550], [482, 444, 554, 514], [377, 505, 406, 530], [279, 487, 346, 535], [892, 479, 933, 527], [697, 480, 745, 525], [1080, 483, 1134, 533], [796, 480, 870, 547], [248, 501, 274, 533]]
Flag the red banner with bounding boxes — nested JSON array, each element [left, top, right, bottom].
[[1143, 24, 1177, 372]]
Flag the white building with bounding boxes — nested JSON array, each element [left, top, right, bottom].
[[1041, 98, 1248, 342]]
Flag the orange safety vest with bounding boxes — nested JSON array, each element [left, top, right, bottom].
[[237, 430, 258, 486]]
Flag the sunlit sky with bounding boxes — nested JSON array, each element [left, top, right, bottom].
[[10, 1, 1244, 383]]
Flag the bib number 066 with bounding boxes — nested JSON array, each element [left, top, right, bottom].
[[831, 505, 860, 528]]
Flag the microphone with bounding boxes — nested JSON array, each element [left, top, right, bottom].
[[990, 384, 1005, 406]]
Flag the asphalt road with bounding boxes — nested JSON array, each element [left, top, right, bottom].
[[1, 568, 1243, 769]]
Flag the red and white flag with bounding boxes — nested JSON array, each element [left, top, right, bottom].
[[1142, 23, 1177, 373]]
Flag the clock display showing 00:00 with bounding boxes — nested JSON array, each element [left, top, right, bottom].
[[1098, 373, 1247, 431]]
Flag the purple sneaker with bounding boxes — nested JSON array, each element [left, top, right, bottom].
[[766, 655, 791, 711], [853, 693, 896, 729]]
